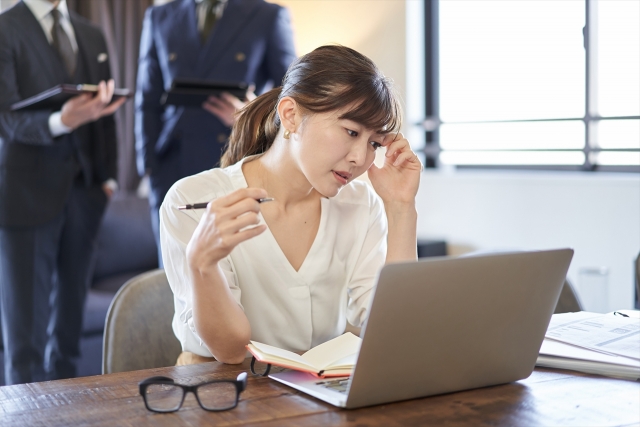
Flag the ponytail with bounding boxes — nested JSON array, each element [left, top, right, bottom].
[[221, 87, 281, 168]]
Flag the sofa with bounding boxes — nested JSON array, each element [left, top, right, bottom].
[[78, 193, 158, 377], [0, 193, 158, 384]]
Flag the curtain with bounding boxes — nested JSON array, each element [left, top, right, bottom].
[[68, 0, 154, 192]]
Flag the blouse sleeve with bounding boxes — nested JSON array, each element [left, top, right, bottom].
[[159, 181, 243, 356], [346, 190, 388, 327]]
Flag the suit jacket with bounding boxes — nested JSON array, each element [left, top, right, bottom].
[[0, 1, 117, 228], [135, 0, 296, 189]]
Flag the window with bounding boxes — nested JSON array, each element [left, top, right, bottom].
[[424, 0, 640, 172]]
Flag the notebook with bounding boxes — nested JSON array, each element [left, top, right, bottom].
[[269, 248, 574, 408]]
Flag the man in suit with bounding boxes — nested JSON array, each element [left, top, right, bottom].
[[135, 0, 296, 263], [0, 0, 126, 384]]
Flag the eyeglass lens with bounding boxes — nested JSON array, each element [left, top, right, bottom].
[[144, 383, 184, 412], [196, 382, 238, 410]]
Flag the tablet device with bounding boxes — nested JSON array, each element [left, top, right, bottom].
[[161, 78, 248, 107], [10, 84, 132, 111]]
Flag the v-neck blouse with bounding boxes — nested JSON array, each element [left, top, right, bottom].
[[160, 158, 388, 357]]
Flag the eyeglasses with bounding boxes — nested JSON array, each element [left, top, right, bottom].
[[139, 372, 247, 413]]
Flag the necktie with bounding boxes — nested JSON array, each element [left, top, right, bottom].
[[200, 0, 219, 44], [51, 8, 76, 77]]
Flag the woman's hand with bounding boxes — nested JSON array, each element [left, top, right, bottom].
[[367, 132, 421, 206], [368, 133, 421, 262], [186, 188, 268, 274]]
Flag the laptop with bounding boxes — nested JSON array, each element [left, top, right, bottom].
[[269, 248, 574, 408]]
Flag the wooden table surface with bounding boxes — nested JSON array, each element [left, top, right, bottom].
[[1, 359, 638, 427]]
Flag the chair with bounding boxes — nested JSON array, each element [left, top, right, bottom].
[[102, 269, 182, 374], [554, 279, 583, 314], [636, 253, 640, 310]]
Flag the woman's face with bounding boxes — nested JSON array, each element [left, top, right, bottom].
[[291, 107, 388, 198]]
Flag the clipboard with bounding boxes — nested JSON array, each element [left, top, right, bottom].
[[10, 84, 132, 111], [161, 78, 248, 107]]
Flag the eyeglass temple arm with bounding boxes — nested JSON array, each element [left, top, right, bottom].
[[236, 372, 248, 392]]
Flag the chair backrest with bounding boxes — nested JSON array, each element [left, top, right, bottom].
[[554, 279, 583, 314], [636, 252, 640, 309], [102, 269, 182, 374]]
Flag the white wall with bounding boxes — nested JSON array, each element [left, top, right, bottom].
[[276, 0, 407, 132], [417, 170, 640, 310]]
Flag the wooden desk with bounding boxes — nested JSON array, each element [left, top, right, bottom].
[[1, 359, 638, 426]]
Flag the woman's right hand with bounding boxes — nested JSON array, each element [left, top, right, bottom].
[[186, 188, 268, 273]]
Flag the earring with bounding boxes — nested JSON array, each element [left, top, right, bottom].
[[283, 129, 291, 139]]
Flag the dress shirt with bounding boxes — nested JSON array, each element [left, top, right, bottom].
[[23, 0, 76, 137], [160, 157, 388, 357]]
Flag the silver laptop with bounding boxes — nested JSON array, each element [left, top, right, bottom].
[[269, 248, 574, 408]]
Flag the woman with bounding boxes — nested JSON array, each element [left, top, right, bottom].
[[160, 45, 421, 365]]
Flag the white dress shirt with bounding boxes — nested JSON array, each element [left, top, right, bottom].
[[23, 0, 76, 137], [160, 158, 388, 357]]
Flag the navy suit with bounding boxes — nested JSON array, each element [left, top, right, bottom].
[[0, 2, 117, 384], [135, 0, 296, 260]]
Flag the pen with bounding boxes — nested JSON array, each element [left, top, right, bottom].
[[613, 311, 630, 318], [177, 198, 275, 210]]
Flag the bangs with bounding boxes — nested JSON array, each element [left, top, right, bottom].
[[337, 80, 402, 134]]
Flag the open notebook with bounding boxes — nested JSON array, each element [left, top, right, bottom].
[[247, 333, 361, 378]]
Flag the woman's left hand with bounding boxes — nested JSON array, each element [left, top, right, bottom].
[[367, 132, 421, 206]]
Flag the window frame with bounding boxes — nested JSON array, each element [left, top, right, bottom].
[[423, 0, 640, 173]]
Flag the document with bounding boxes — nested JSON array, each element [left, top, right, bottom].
[[545, 311, 640, 360], [537, 311, 640, 380]]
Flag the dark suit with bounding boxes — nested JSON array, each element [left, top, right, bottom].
[[135, 0, 296, 261], [0, 2, 117, 384]]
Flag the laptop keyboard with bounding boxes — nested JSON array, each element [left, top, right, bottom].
[[316, 378, 350, 394]]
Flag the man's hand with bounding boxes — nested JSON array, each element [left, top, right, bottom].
[[60, 79, 126, 130], [102, 182, 115, 199], [202, 85, 256, 127]]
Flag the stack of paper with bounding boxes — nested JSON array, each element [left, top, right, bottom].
[[536, 311, 640, 380]]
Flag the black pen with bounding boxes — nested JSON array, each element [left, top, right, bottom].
[[177, 197, 275, 210], [613, 311, 630, 318]]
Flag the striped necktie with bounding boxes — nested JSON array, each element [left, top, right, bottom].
[[51, 8, 76, 77]]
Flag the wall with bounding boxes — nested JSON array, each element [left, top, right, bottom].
[[417, 170, 640, 310], [275, 0, 407, 131]]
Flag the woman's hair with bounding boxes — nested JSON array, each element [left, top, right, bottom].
[[220, 45, 403, 167]]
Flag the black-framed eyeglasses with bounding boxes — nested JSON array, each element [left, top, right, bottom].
[[139, 372, 247, 413]]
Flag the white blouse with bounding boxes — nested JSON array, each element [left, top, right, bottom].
[[160, 158, 388, 357]]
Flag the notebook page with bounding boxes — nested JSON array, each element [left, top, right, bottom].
[[302, 333, 362, 370], [250, 341, 317, 370]]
